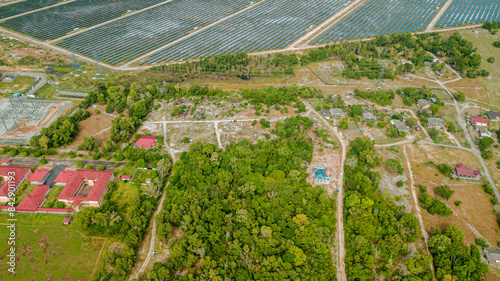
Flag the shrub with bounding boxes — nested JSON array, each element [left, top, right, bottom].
[[98, 165, 105, 170], [385, 159, 404, 175], [86, 164, 94, 169], [39, 157, 47, 164], [475, 238, 488, 248], [435, 185, 454, 200], [396, 180, 404, 187], [482, 150, 493, 159], [491, 198, 498, 205], [75, 160, 85, 168], [454, 200, 462, 206], [114, 162, 120, 168], [487, 56, 495, 63], [437, 163, 453, 177]]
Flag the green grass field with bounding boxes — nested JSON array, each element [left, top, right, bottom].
[[41, 185, 65, 208], [459, 29, 500, 108], [111, 182, 140, 223], [0, 214, 105, 281]]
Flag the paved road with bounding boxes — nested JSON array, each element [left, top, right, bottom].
[[43, 164, 66, 186], [301, 98, 347, 281]]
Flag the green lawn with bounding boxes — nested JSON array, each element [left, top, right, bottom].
[[41, 185, 64, 208], [0, 214, 105, 281], [0, 76, 35, 95], [110, 182, 140, 223]]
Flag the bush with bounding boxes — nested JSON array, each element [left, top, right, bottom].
[[114, 162, 120, 168], [453, 91, 465, 102], [483, 183, 494, 196], [39, 157, 47, 164], [181, 137, 190, 144], [491, 198, 498, 205], [437, 163, 453, 177], [97, 165, 105, 170], [419, 187, 453, 216], [454, 200, 462, 206], [479, 137, 494, 151], [435, 185, 454, 200], [75, 160, 85, 168], [385, 159, 404, 175], [487, 56, 495, 63], [396, 180, 404, 187], [86, 164, 94, 169], [428, 128, 443, 143], [54, 201, 65, 208], [260, 118, 271, 128], [482, 150, 493, 159], [476, 238, 489, 248]]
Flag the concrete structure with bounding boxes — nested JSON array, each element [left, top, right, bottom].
[[417, 99, 431, 109], [28, 168, 50, 184], [484, 248, 500, 265], [57, 169, 114, 211], [313, 167, 331, 185], [470, 116, 489, 127], [17, 184, 50, 212], [330, 108, 345, 118], [487, 111, 500, 121], [135, 135, 157, 149], [478, 127, 492, 139], [453, 163, 480, 179], [427, 118, 445, 129], [53, 169, 74, 186], [362, 112, 377, 122], [391, 119, 409, 133]]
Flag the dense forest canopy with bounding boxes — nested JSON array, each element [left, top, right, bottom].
[[151, 116, 337, 280]]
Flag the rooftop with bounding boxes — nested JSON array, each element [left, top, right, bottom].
[[471, 116, 489, 124], [487, 111, 500, 120], [54, 169, 74, 184], [0, 166, 31, 197], [135, 135, 157, 148], [313, 167, 331, 182], [454, 165, 480, 177], [0, 159, 11, 164], [427, 118, 444, 128], [17, 184, 50, 211], [57, 169, 114, 203], [28, 168, 50, 182], [417, 99, 431, 107]]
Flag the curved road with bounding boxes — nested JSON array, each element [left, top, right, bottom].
[[1, 71, 47, 96]]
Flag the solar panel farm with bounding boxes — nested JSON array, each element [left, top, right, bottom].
[[0, 0, 498, 68]]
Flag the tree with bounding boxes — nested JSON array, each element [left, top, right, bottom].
[[428, 128, 442, 143], [487, 56, 495, 63], [385, 159, 404, 174], [446, 122, 456, 132], [435, 185, 454, 200], [482, 150, 493, 159], [39, 157, 47, 164], [156, 158, 172, 178], [437, 163, 453, 177], [97, 165, 105, 170], [75, 160, 85, 168], [78, 136, 99, 151], [479, 137, 494, 151], [338, 118, 348, 129]]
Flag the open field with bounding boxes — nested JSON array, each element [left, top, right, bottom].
[[111, 181, 141, 222], [70, 105, 114, 148], [458, 28, 500, 108], [0, 76, 35, 94], [0, 214, 105, 281]]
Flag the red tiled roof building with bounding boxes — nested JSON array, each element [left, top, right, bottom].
[[28, 168, 50, 184], [470, 116, 489, 126], [54, 169, 74, 185], [135, 136, 157, 149], [57, 169, 114, 211], [453, 163, 480, 178], [17, 185, 50, 211], [0, 166, 31, 203]]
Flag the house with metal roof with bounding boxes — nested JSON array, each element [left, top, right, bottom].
[[330, 108, 345, 118], [362, 112, 377, 122], [135, 136, 157, 149], [313, 167, 331, 185], [417, 99, 432, 109], [427, 118, 445, 129], [484, 248, 500, 265], [487, 111, 500, 121], [391, 119, 409, 133], [478, 127, 492, 139], [453, 163, 480, 179]]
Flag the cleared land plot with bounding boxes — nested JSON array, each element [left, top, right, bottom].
[[70, 106, 114, 149], [406, 145, 499, 245], [0, 214, 105, 281], [167, 122, 217, 150], [0, 76, 35, 94], [142, 0, 350, 64], [219, 120, 270, 146], [436, 0, 500, 28], [111, 181, 141, 222], [313, 0, 446, 43], [0, 0, 164, 40], [56, 0, 250, 65], [0, 0, 61, 19]]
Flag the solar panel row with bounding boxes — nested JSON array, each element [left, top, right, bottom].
[[436, 0, 499, 27]]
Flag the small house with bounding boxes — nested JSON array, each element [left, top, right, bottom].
[[330, 108, 345, 118], [419, 109, 432, 116], [470, 116, 489, 127], [478, 127, 492, 139], [28, 168, 50, 185], [453, 163, 480, 179], [120, 175, 131, 182], [362, 112, 377, 122], [417, 99, 432, 109], [0, 159, 12, 165], [63, 217, 72, 225], [313, 168, 331, 185], [135, 136, 157, 149], [487, 111, 500, 121], [391, 119, 409, 133], [427, 118, 445, 129], [484, 248, 500, 265], [430, 97, 437, 103], [321, 110, 330, 117]]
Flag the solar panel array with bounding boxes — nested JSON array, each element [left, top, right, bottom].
[[436, 0, 500, 27], [0, 0, 165, 40], [0, 0, 61, 19], [56, 0, 250, 65], [313, 0, 446, 44], [142, 0, 350, 64]]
